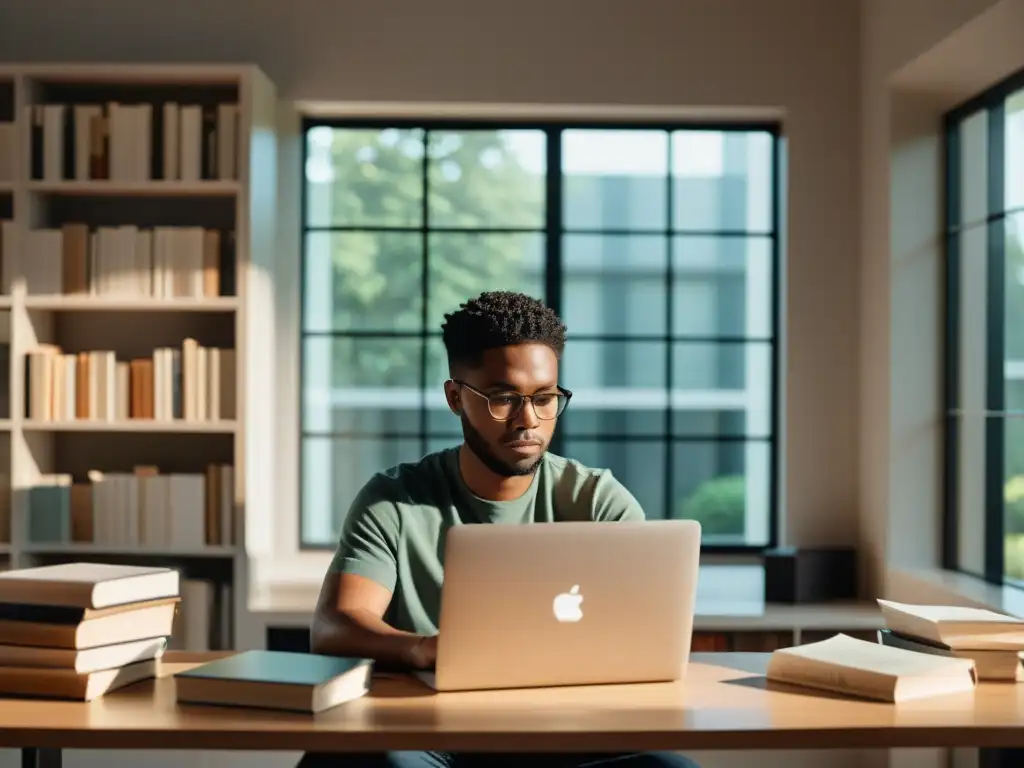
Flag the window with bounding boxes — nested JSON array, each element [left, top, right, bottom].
[[300, 120, 781, 551], [944, 72, 1024, 583]]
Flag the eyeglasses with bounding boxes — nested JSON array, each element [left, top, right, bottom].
[[452, 380, 572, 421]]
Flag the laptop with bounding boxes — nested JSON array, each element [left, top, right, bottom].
[[416, 519, 701, 692]]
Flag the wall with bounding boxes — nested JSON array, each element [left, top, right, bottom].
[[859, 0, 1024, 603]]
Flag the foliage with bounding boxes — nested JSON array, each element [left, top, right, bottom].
[[316, 129, 544, 386], [1005, 222, 1024, 478], [680, 475, 746, 536], [1005, 475, 1024, 534], [1006, 534, 1024, 581]]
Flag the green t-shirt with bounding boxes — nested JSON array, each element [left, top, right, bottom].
[[329, 447, 644, 635]]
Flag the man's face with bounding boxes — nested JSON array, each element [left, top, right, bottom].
[[449, 343, 561, 477]]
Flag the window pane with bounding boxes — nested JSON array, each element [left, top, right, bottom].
[[672, 342, 771, 439], [562, 130, 668, 231], [672, 410, 752, 438], [560, 408, 663, 438], [303, 231, 423, 333], [673, 441, 771, 546], [564, 439, 667, 519], [305, 127, 424, 228], [953, 203, 989, 577], [1006, 89, 1024, 211], [672, 131, 772, 233], [562, 234, 666, 336], [958, 224, 988, 413], [673, 236, 772, 338], [1005, 212, 1024, 581], [1006, 215, 1024, 361], [958, 413, 986, 575], [563, 339, 667, 390], [301, 436, 424, 546], [424, 336, 471, 433], [959, 110, 988, 226], [1006, 384, 1024, 581], [427, 130, 546, 228], [427, 232, 544, 330], [303, 337, 422, 432]]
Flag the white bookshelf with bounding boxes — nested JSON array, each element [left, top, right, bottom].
[[0, 63, 279, 652]]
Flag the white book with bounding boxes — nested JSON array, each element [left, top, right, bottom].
[[0, 562, 180, 609], [767, 633, 977, 703], [135, 103, 152, 181], [42, 104, 65, 182], [878, 599, 1024, 650]]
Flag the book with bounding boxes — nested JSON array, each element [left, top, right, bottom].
[[0, 658, 157, 701], [878, 628, 1024, 681], [0, 598, 178, 649], [766, 633, 977, 702], [0, 596, 178, 624], [0, 563, 179, 609], [877, 599, 1024, 650], [0, 636, 167, 674], [175, 650, 373, 713]]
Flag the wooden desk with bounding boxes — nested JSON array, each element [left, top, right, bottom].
[[13, 651, 1024, 767]]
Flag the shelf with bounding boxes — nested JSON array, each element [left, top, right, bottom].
[[22, 420, 236, 434], [25, 181, 240, 197], [0, 61, 277, 651], [20, 544, 237, 558], [23, 296, 238, 312]]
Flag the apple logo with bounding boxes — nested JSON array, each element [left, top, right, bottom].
[[552, 584, 584, 623]]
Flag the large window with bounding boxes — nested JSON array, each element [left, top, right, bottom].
[[945, 74, 1024, 583], [300, 120, 781, 551]]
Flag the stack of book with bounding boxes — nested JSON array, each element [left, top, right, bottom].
[[0, 562, 180, 700], [877, 599, 1024, 682]]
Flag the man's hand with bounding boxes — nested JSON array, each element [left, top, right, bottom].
[[405, 634, 438, 669]]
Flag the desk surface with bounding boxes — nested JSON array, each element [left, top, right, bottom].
[[4, 652, 1024, 753]]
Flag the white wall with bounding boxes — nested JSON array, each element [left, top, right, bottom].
[[860, 0, 1024, 602]]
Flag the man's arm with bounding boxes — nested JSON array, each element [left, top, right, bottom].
[[310, 572, 434, 668], [309, 484, 435, 668]]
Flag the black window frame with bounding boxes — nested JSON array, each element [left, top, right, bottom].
[[943, 68, 1024, 584], [298, 116, 783, 554]]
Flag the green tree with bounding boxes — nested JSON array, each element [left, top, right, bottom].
[[318, 129, 545, 387], [1005, 222, 1024, 479], [680, 475, 746, 536]]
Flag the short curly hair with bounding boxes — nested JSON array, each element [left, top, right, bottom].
[[441, 291, 567, 371]]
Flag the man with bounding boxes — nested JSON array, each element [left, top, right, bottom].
[[299, 291, 700, 768]]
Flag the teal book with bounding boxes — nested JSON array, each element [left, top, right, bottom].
[[174, 650, 373, 713]]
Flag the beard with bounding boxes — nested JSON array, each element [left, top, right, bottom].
[[460, 413, 545, 478]]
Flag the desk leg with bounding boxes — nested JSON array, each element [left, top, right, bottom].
[[21, 748, 61, 768]]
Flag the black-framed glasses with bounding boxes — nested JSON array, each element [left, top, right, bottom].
[[452, 380, 572, 421]]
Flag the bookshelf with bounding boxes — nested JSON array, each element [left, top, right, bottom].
[[0, 63, 278, 653]]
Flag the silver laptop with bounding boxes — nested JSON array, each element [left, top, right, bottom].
[[416, 519, 701, 692]]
